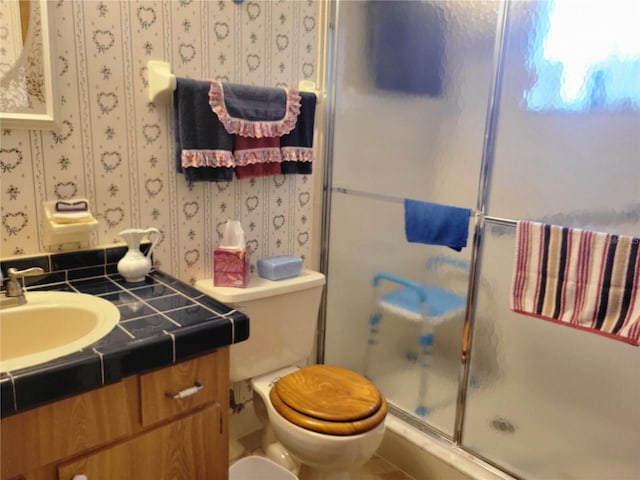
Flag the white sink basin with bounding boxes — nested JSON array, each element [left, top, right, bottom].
[[0, 291, 120, 373]]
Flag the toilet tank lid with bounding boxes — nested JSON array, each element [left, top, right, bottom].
[[194, 268, 325, 303]]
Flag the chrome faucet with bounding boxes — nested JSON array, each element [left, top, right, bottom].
[[2, 267, 45, 306]]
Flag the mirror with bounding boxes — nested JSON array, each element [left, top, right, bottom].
[[0, 0, 58, 128]]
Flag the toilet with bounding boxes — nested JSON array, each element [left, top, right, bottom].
[[195, 269, 387, 480]]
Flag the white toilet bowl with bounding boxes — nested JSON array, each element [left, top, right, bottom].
[[251, 365, 387, 480]]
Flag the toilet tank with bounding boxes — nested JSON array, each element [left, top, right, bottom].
[[195, 269, 325, 382]]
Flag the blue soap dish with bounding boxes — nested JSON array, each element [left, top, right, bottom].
[[257, 256, 303, 281]]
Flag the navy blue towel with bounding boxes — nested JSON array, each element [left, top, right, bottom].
[[173, 77, 234, 182], [404, 199, 471, 251], [280, 91, 317, 175]]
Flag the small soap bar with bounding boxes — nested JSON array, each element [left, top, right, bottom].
[[257, 255, 303, 281]]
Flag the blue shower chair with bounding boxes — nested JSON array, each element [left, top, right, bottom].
[[364, 255, 469, 417]]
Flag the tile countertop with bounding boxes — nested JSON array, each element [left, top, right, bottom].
[[0, 244, 249, 418]]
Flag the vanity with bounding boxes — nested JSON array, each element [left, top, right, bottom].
[[0, 245, 249, 480]]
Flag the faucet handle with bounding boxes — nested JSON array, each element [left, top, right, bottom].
[[7, 267, 45, 278], [5, 267, 45, 297]]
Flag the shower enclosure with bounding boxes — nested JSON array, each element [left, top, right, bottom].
[[320, 1, 640, 479]]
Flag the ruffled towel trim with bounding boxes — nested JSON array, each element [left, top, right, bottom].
[[234, 148, 283, 166], [209, 81, 301, 138], [182, 150, 235, 168], [281, 147, 314, 162]]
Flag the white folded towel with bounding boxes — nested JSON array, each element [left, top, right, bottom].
[[51, 211, 94, 224]]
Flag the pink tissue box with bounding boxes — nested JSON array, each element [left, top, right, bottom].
[[214, 248, 250, 288]]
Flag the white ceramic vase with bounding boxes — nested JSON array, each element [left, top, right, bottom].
[[117, 227, 160, 282]]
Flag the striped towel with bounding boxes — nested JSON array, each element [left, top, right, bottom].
[[511, 220, 640, 346]]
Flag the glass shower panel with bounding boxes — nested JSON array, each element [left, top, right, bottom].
[[487, 1, 640, 228], [464, 225, 640, 479], [462, 1, 640, 478], [325, 192, 474, 435], [331, 0, 498, 204], [325, 0, 500, 437]]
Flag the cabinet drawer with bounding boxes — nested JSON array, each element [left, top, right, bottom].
[[139, 349, 227, 427]]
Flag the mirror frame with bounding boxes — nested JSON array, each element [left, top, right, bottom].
[[0, 0, 59, 129]]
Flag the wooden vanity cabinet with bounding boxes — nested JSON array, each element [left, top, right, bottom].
[[1, 348, 230, 480]]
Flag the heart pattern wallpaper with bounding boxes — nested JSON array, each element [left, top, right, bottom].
[[1, 0, 320, 285]]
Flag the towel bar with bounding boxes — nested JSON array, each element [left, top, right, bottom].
[[146, 60, 323, 104]]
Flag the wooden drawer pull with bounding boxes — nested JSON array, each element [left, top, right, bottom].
[[165, 381, 203, 400]]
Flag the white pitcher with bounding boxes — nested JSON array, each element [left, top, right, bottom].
[[117, 227, 160, 282]]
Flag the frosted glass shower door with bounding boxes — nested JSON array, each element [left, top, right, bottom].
[[324, 0, 500, 437], [462, 1, 640, 478]]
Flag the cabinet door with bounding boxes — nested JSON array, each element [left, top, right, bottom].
[[58, 405, 225, 480], [1, 376, 139, 480]]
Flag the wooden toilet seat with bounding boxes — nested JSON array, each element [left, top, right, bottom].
[[269, 364, 387, 436]]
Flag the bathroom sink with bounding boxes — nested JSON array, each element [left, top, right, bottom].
[[0, 291, 120, 373]]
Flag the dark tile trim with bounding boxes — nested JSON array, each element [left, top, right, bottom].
[[98, 336, 174, 382], [51, 249, 106, 270], [173, 320, 233, 362], [231, 313, 250, 344], [0, 375, 16, 416], [106, 245, 129, 265], [12, 351, 102, 412]]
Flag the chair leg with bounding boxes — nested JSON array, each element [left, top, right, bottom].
[[364, 309, 382, 379], [415, 325, 434, 417]]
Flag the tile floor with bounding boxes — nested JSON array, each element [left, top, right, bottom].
[[231, 429, 415, 480]]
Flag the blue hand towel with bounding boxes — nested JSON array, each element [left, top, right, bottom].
[[404, 199, 471, 251]]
